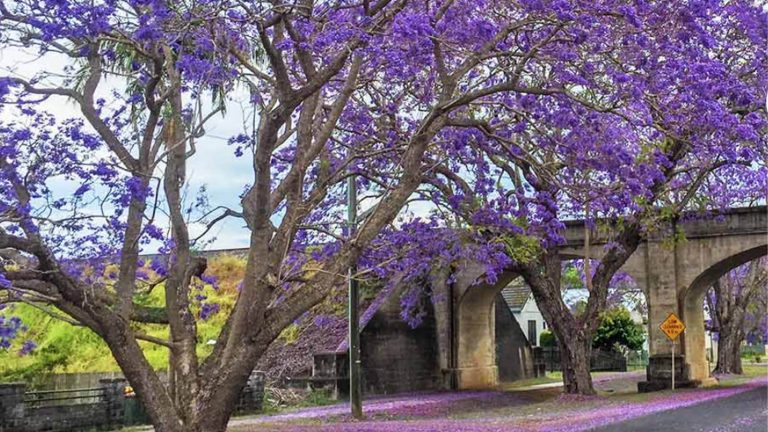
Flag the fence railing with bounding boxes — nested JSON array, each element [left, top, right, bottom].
[[539, 347, 630, 372], [0, 380, 120, 432], [24, 386, 107, 407], [626, 350, 649, 370], [0, 371, 265, 432]]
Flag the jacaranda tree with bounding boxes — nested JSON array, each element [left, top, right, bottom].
[[0, 0, 714, 428], [379, 0, 767, 395], [506, 0, 766, 394], [0, 0, 427, 430], [706, 258, 768, 375]]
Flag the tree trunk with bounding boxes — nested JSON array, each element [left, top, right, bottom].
[[712, 278, 750, 375], [522, 256, 597, 395], [98, 323, 185, 432], [194, 336, 272, 432], [559, 332, 596, 395], [714, 325, 743, 374]]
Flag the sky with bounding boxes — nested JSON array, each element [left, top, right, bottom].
[[0, 45, 256, 250], [0, 45, 436, 252]]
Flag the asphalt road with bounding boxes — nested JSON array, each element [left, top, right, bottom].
[[591, 383, 768, 432]]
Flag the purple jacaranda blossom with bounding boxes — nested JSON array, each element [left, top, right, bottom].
[[199, 303, 220, 321], [199, 274, 220, 290], [19, 340, 36, 355], [0, 0, 765, 429], [0, 316, 24, 350]]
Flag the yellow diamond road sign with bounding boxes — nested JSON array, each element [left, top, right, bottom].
[[660, 313, 686, 341]]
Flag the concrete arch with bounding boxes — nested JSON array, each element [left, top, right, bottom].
[[452, 266, 518, 389], [685, 245, 768, 298], [681, 244, 768, 383]]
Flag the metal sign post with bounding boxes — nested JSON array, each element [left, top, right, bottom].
[[659, 312, 686, 391], [671, 339, 675, 390], [347, 175, 363, 419]]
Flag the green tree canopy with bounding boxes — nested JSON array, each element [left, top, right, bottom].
[[593, 307, 645, 352]]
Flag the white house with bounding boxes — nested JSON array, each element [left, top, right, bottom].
[[502, 282, 653, 352], [628, 308, 650, 353], [501, 281, 548, 346]]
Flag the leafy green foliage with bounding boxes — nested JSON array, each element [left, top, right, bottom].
[[539, 330, 557, 347], [0, 256, 247, 379], [497, 233, 541, 264], [562, 265, 584, 290], [592, 307, 645, 351]]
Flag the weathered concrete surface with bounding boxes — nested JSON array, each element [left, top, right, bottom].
[[451, 262, 518, 389], [358, 285, 441, 395], [495, 295, 536, 381], [312, 266, 538, 396]]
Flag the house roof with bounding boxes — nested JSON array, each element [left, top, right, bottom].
[[501, 281, 531, 312]]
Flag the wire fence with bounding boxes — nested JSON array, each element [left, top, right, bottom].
[[626, 350, 649, 371]]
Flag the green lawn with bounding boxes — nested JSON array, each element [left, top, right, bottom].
[[715, 364, 768, 387], [498, 374, 561, 389]]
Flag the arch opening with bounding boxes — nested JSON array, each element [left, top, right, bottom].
[[682, 245, 768, 383]]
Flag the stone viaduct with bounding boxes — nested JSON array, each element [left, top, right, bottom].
[[449, 206, 767, 391], [195, 206, 767, 395]]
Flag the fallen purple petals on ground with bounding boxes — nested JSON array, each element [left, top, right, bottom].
[[231, 375, 767, 432]]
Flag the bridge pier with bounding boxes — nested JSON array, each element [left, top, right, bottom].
[[637, 210, 767, 391], [453, 366, 499, 389], [638, 354, 693, 392], [446, 263, 527, 390], [454, 271, 502, 390]]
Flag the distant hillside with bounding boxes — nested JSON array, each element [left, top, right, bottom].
[[0, 255, 379, 383]]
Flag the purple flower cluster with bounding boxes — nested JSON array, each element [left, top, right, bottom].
[[19, 340, 37, 355], [0, 316, 24, 349], [199, 303, 221, 321]]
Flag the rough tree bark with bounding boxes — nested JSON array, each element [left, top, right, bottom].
[[715, 324, 744, 375], [558, 331, 595, 395], [710, 261, 766, 375], [520, 252, 596, 396], [0, 3, 414, 431]]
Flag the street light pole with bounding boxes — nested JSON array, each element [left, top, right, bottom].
[[347, 175, 363, 419]]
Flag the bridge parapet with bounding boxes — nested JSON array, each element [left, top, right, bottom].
[[561, 206, 766, 248]]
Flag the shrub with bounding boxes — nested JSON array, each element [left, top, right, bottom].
[[540, 330, 557, 347], [593, 307, 645, 352]]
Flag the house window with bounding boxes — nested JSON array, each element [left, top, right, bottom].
[[528, 320, 538, 346], [543, 321, 547, 329]]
